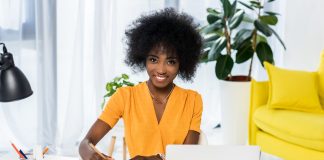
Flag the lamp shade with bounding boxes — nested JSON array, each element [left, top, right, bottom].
[[0, 43, 33, 102], [0, 66, 33, 102]]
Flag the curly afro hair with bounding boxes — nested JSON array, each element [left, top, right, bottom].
[[124, 8, 202, 81]]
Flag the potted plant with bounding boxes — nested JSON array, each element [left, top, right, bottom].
[[200, 0, 285, 80], [101, 74, 134, 109], [199, 0, 285, 144]]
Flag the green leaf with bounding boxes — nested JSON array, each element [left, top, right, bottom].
[[207, 8, 221, 16], [260, 15, 278, 25], [229, 10, 244, 29], [238, 1, 254, 10], [268, 27, 286, 50], [256, 34, 267, 44], [268, 0, 276, 2], [202, 40, 215, 49], [236, 38, 254, 63], [230, 0, 238, 18], [233, 29, 253, 49], [256, 42, 274, 66], [103, 93, 110, 98], [123, 81, 134, 86], [113, 77, 121, 82], [106, 83, 113, 91], [265, 11, 280, 16], [250, 0, 260, 5], [203, 41, 215, 49], [197, 25, 207, 32], [207, 14, 221, 24], [116, 83, 122, 88], [200, 20, 223, 34], [203, 33, 221, 42], [254, 20, 272, 37], [250, 0, 263, 8], [208, 37, 227, 61], [199, 51, 210, 63], [242, 14, 254, 23], [121, 74, 129, 79], [107, 91, 115, 97], [221, 0, 232, 18], [215, 55, 234, 79]]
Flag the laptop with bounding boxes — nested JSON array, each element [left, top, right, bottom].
[[166, 145, 261, 160]]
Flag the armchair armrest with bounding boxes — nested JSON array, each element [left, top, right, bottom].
[[249, 79, 269, 144]]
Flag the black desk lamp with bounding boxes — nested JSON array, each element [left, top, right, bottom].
[[0, 43, 33, 102]]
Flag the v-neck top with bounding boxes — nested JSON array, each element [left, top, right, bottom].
[[99, 82, 203, 158]]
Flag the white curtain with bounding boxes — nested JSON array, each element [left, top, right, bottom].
[[35, 0, 57, 150], [0, 0, 286, 157], [55, 0, 165, 157], [0, 0, 57, 152]]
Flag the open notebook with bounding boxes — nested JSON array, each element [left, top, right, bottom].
[[166, 145, 261, 160]]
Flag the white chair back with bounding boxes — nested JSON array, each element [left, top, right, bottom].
[[198, 130, 208, 145]]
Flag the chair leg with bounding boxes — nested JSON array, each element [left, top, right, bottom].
[[107, 136, 116, 157], [123, 137, 127, 160]]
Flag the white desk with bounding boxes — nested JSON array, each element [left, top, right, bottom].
[[0, 148, 281, 160], [0, 151, 79, 160]]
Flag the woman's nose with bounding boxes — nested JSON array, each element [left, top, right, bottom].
[[156, 62, 167, 74]]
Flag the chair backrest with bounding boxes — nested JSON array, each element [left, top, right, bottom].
[[198, 130, 208, 145]]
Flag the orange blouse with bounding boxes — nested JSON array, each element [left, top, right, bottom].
[[99, 82, 203, 158]]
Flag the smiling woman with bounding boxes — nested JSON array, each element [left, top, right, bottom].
[[79, 8, 203, 160]]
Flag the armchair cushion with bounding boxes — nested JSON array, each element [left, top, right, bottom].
[[264, 62, 322, 113], [254, 106, 324, 151]]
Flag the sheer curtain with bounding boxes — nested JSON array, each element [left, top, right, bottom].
[[0, 0, 286, 157], [0, 0, 56, 152], [56, 0, 165, 156]]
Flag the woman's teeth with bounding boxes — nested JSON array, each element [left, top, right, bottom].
[[156, 76, 166, 81]]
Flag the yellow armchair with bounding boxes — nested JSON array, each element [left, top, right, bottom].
[[249, 79, 324, 160], [249, 51, 324, 160]]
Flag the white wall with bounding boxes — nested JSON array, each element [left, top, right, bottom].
[[283, 0, 324, 71]]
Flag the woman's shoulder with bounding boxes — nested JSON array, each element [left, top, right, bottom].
[[115, 82, 146, 94], [175, 85, 201, 97]]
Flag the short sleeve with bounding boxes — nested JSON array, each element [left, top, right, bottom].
[[189, 93, 203, 133], [99, 88, 125, 128]]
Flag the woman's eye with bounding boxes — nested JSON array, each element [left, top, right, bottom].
[[168, 60, 176, 65], [149, 58, 157, 63]]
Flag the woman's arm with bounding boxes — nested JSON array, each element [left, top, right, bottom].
[[79, 119, 112, 160], [131, 130, 200, 160], [183, 130, 200, 144]]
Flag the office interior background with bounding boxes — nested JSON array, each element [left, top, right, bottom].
[[0, 0, 323, 158]]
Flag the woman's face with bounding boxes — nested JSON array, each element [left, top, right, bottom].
[[146, 46, 179, 89]]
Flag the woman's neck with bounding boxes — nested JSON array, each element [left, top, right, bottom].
[[146, 79, 174, 96]]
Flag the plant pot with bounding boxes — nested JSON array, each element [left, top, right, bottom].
[[219, 76, 251, 145]]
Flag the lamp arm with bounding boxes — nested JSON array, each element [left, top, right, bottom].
[[0, 43, 14, 70], [0, 43, 8, 54]]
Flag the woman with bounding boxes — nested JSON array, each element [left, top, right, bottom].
[[79, 8, 203, 160]]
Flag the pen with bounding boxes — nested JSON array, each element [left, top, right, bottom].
[[19, 149, 28, 159], [10, 142, 24, 158], [42, 146, 49, 156], [89, 143, 109, 159]]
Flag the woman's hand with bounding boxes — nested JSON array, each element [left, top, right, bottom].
[[130, 154, 163, 160], [79, 119, 113, 160], [79, 140, 114, 160]]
